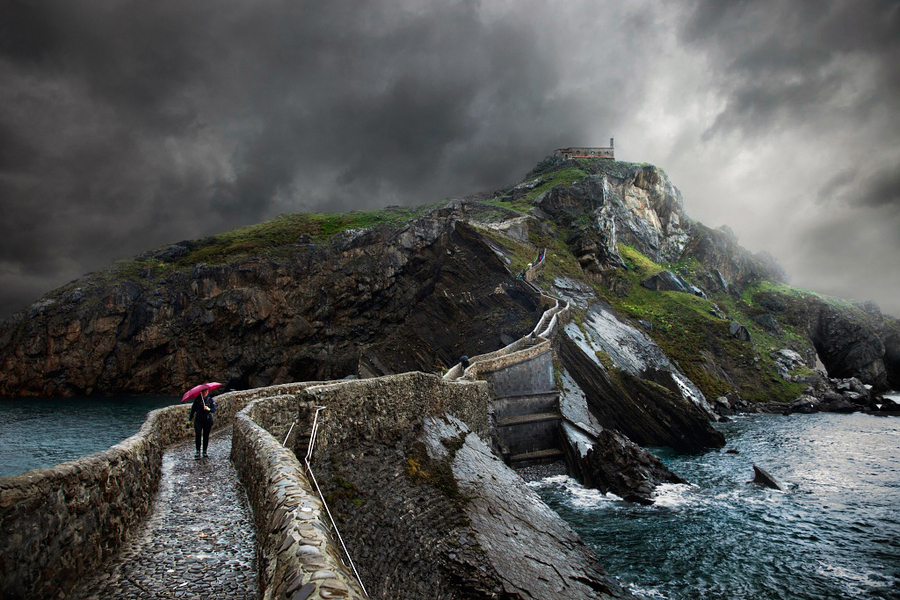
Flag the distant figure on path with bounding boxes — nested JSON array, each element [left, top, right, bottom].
[[189, 389, 217, 459]]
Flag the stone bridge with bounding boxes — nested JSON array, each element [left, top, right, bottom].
[[2, 266, 635, 600]]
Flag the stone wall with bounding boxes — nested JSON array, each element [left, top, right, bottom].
[[0, 390, 272, 600], [230, 372, 491, 600], [488, 349, 555, 398], [307, 372, 491, 452], [232, 393, 368, 600], [463, 340, 552, 381], [443, 295, 567, 382]]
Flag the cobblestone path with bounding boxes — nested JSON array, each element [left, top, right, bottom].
[[72, 426, 258, 599]]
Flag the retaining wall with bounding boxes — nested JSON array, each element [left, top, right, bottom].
[[0, 391, 254, 600], [488, 350, 555, 398]]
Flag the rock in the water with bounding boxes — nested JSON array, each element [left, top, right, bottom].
[[789, 395, 820, 414], [752, 465, 783, 490], [560, 422, 685, 505]]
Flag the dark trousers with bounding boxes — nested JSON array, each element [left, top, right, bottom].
[[194, 419, 212, 453]]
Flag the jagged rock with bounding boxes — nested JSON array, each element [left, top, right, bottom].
[[753, 313, 781, 333], [789, 395, 820, 414], [813, 304, 887, 389], [557, 373, 685, 503], [567, 301, 717, 416], [641, 270, 706, 298], [558, 316, 724, 452], [873, 396, 900, 413], [681, 224, 787, 295], [561, 422, 685, 505], [883, 318, 900, 389], [820, 397, 857, 413], [772, 349, 805, 379], [708, 304, 727, 319], [729, 321, 751, 341], [535, 163, 690, 268], [752, 465, 783, 490], [754, 291, 890, 390], [714, 396, 734, 416]]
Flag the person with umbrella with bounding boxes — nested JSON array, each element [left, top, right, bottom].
[[183, 382, 220, 459]]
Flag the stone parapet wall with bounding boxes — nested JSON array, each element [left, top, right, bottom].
[[231, 372, 490, 600], [0, 392, 253, 599], [463, 340, 552, 381], [443, 294, 567, 383], [232, 395, 367, 600], [307, 372, 491, 450]]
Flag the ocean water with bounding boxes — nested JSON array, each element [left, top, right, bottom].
[[0, 396, 178, 478], [530, 406, 900, 600]]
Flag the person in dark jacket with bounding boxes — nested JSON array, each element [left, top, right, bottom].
[[188, 389, 216, 459]]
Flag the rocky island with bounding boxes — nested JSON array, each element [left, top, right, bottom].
[[1, 155, 898, 599]]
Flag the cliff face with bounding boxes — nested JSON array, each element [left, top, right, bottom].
[[1, 155, 895, 402], [0, 218, 538, 397]]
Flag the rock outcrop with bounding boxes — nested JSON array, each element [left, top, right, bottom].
[[558, 328, 724, 453], [641, 270, 705, 297], [749, 287, 894, 391], [317, 414, 638, 600], [557, 367, 686, 504], [0, 219, 539, 397], [751, 465, 783, 490]]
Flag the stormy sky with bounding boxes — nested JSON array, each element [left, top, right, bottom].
[[1, 0, 898, 318]]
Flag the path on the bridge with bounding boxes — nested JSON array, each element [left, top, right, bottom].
[[71, 425, 258, 600]]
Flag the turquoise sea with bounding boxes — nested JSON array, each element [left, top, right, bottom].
[[0, 396, 178, 478], [531, 406, 900, 600]]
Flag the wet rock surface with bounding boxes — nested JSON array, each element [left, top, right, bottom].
[[557, 368, 685, 503], [558, 304, 724, 452], [70, 426, 257, 600], [318, 414, 638, 600]]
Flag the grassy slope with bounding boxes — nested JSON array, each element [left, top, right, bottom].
[[45, 204, 444, 302], [471, 160, 822, 403]]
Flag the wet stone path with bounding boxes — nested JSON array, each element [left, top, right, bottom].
[[71, 426, 258, 599]]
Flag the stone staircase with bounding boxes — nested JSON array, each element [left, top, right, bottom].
[[443, 257, 570, 468], [492, 394, 564, 467]]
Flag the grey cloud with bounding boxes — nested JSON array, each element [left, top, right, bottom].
[[683, 1, 900, 137], [0, 0, 897, 323], [0, 0, 635, 317]]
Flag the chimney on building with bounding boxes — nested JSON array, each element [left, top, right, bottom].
[[610, 137, 614, 148]]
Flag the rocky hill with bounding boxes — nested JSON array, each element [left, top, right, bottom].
[[1, 156, 897, 407]]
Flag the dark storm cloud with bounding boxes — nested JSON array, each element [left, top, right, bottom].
[[1, 0, 633, 317], [1, 0, 898, 320]]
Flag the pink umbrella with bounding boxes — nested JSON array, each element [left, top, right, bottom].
[[180, 382, 222, 403]]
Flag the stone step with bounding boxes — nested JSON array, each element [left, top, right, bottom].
[[492, 391, 559, 402], [509, 448, 565, 468], [496, 411, 561, 428], [491, 393, 559, 420]]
